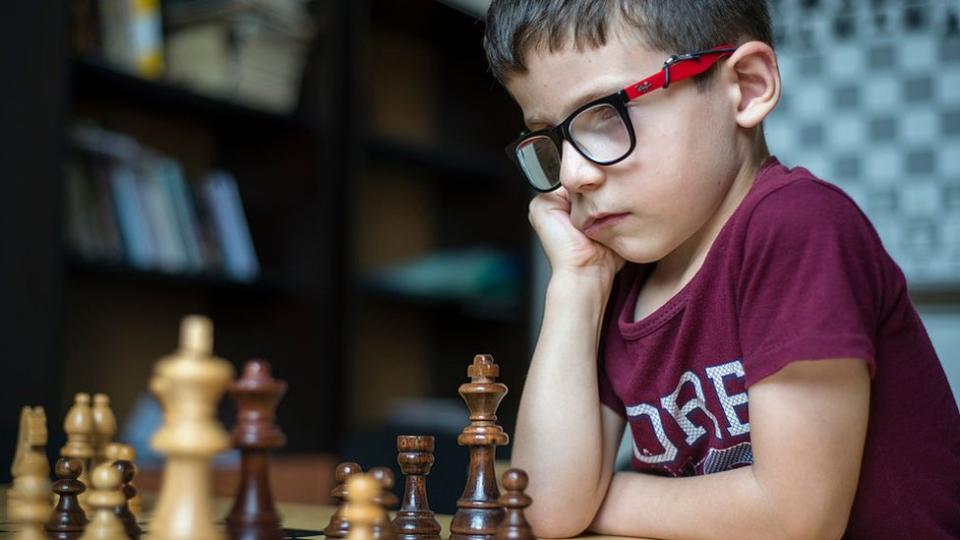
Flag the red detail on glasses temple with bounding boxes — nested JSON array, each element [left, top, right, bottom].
[[623, 45, 737, 100]]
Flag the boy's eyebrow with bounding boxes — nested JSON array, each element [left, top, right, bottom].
[[524, 85, 623, 129]]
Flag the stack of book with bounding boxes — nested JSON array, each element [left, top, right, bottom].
[[163, 0, 318, 112], [67, 123, 261, 282], [71, 0, 317, 112]]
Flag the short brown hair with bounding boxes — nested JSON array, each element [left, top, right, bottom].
[[483, 0, 773, 88]]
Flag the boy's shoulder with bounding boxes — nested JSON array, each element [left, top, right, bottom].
[[733, 157, 880, 248]]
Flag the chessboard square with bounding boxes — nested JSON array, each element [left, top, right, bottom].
[[942, 214, 960, 247], [942, 149, 960, 176], [867, 42, 898, 70], [799, 121, 826, 147], [901, 108, 940, 143], [827, 114, 867, 150], [865, 186, 900, 214], [904, 149, 937, 176], [864, 147, 902, 181], [862, 75, 899, 110], [869, 115, 899, 142], [942, 108, 960, 137], [903, 74, 936, 104], [901, 35, 938, 72], [936, 69, 960, 106], [832, 83, 861, 110], [900, 180, 942, 215], [793, 81, 830, 113], [797, 53, 825, 78], [945, 183, 960, 213], [940, 35, 960, 64], [832, 153, 863, 181], [827, 44, 863, 79]]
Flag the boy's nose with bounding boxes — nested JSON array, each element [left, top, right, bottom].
[[558, 140, 605, 193]]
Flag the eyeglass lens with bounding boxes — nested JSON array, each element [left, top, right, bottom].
[[515, 103, 631, 190], [517, 136, 561, 191]]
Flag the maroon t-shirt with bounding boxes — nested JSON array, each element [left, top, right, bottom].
[[598, 156, 960, 537]]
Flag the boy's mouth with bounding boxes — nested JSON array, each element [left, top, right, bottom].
[[582, 212, 629, 237]]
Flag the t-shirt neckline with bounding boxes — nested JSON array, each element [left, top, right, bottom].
[[618, 155, 782, 340]]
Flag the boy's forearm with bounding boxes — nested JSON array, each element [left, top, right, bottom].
[[511, 273, 617, 535], [591, 466, 819, 540]]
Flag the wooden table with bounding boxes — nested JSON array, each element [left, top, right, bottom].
[[0, 488, 637, 540]]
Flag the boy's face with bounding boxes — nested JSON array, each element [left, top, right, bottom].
[[505, 33, 753, 266]]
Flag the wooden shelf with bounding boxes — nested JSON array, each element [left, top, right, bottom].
[[71, 56, 312, 134], [66, 256, 304, 298]]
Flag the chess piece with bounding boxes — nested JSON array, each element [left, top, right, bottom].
[[368, 467, 398, 540], [494, 470, 534, 540], [344, 474, 388, 540], [9, 406, 49, 519], [225, 359, 287, 540], [112, 460, 141, 539], [91, 394, 117, 470], [10, 407, 51, 540], [449, 355, 509, 540], [106, 444, 141, 517], [45, 457, 88, 540], [79, 463, 126, 540], [62, 393, 95, 512], [149, 315, 234, 540], [10, 456, 52, 540], [391, 436, 441, 540], [323, 462, 364, 538]]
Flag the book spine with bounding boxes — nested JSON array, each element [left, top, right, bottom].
[[139, 155, 188, 272], [108, 159, 156, 269], [203, 171, 259, 282], [161, 158, 206, 273]]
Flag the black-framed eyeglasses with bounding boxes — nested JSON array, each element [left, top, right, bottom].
[[505, 45, 738, 192]]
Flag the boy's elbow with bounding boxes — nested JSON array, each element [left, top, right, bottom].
[[776, 502, 851, 540], [524, 502, 595, 539]]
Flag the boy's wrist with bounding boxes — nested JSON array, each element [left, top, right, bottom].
[[547, 270, 615, 303]]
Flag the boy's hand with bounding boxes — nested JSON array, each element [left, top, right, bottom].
[[529, 187, 625, 283]]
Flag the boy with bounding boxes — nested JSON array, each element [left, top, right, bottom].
[[483, 1, 960, 538]]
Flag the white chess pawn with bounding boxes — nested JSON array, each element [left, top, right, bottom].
[[79, 463, 126, 540]]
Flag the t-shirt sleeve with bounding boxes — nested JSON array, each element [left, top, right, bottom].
[[598, 357, 625, 415], [737, 180, 881, 387]]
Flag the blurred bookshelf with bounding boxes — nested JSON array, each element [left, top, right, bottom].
[[2, 0, 531, 478]]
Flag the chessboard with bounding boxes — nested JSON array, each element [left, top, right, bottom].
[[764, 0, 960, 289], [2, 314, 639, 540]]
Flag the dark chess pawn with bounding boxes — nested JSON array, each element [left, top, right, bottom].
[[45, 457, 88, 540], [495, 469, 534, 540], [111, 460, 141, 539], [324, 462, 364, 538], [369, 467, 398, 540], [391, 436, 441, 540]]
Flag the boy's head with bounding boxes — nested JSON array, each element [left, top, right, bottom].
[[485, 1, 782, 266]]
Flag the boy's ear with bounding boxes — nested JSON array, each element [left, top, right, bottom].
[[724, 41, 781, 129]]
